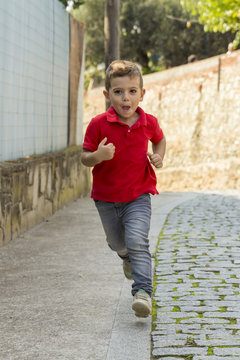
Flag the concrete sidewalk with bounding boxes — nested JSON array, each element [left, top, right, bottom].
[[0, 191, 195, 360], [1, 191, 238, 360]]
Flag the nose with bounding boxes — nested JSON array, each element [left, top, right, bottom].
[[122, 91, 129, 101]]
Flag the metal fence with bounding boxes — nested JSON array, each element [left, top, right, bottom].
[[0, 0, 70, 162]]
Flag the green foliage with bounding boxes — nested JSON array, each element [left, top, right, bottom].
[[72, 0, 105, 68], [122, 0, 234, 69], [120, 0, 235, 69], [73, 0, 236, 87], [120, 0, 163, 69], [84, 67, 105, 91], [181, 0, 240, 47]]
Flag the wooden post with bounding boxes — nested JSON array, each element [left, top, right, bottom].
[[68, 16, 84, 146]]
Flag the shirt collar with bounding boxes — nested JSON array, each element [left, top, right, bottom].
[[106, 106, 147, 127]]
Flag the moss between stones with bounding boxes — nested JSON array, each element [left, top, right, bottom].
[[151, 217, 170, 333], [185, 337, 197, 346], [208, 346, 214, 355], [219, 306, 227, 312]]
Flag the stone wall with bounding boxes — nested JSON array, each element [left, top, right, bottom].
[[0, 148, 91, 247], [84, 51, 240, 191], [142, 51, 240, 191]]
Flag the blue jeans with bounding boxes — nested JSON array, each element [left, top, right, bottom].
[[94, 193, 153, 297]]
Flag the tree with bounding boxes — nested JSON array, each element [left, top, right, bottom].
[[104, 0, 120, 109], [181, 0, 240, 47], [104, 0, 120, 71], [120, 0, 162, 70]]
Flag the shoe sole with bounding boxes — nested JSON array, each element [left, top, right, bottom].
[[132, 299, 151, 318]]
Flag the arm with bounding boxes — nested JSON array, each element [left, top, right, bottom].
[[147, 136, 166, 168], [81, 137, 115, 167]]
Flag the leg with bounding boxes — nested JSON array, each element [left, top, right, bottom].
[[94, 200, 128, 258], [122, 194, 153, 297]]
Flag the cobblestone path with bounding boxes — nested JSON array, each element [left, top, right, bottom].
[[152, 193, 240, 360]]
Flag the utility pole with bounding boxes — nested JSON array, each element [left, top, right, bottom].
[[104, 0, 120, 108]]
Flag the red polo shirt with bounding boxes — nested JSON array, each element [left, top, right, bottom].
[[83, 106, 164, 202]]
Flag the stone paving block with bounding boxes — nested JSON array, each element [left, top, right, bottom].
[[187, 291, 219, 297], [180, 305, 220, 312], [194, 357, 240, 360], [180, 317, 232, 324], [183, 294, 220, 301], [159, 300, 201, 307], [152, 346, 208, 357], [196, 339, 240, 346], [153, 358, 183, 360], [225, 295, 240, 300], [228, 306, 240, 311], [156, 311, 199, 320], [205, 329, 238, 337], [204, 324, 240, 330], [225, 278, 240, 284], [214, 347, 240, 356], [214, 288, 236, 296], [154, 296, 173, 303], [170, 264, 190, 271], [177, 259, 197, 264], [155, 270, 175, 276], [155, 283, 193, 292], [152, 324, 177, 335], [197, 280, 229, 286], [152, 337, 188, 347], [153, 323, 201, 333], [203, 311, 240, 318]]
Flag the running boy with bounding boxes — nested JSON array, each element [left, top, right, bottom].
[[81, 60, 166, 318]]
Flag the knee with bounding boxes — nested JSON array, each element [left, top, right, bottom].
[[108, 242, 127, 254], [117, 248, 128, 257], [127, 240, 150, 254], [126, 232, 149, 251]]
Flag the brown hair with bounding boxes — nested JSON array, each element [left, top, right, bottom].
[[105, 60, 143, 92]]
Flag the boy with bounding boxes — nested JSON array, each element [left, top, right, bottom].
[[81, 60, 166, 318]]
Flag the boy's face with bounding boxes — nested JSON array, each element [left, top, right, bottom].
[[103, 76, 145, 123]]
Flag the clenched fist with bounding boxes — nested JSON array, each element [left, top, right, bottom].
[[147, 152, 163, 168], [97, 137, 115, 161]]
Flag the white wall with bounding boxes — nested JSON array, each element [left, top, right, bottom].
[[0, 0, 70, 161]]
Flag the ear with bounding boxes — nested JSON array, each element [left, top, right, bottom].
[[103, 90, 110, 100], [140, 88, 146, 102]]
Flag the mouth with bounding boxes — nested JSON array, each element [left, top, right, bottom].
[[122, 105, 131, 111]]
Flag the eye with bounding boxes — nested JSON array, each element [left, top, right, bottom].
[[113, 89, 121, 95], [130, 89, 137, 94]]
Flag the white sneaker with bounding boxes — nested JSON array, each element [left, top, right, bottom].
[[132, 289, 152, 318]]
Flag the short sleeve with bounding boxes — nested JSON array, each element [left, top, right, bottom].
[[83, 118, 101, 152], [150, 116, 164, 143]]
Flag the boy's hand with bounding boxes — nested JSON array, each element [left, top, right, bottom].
[[147, 152, 163, 168], [97, 137, 115, 161]]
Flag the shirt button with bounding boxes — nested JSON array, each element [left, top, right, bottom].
[[128, 130, 131, 132]]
